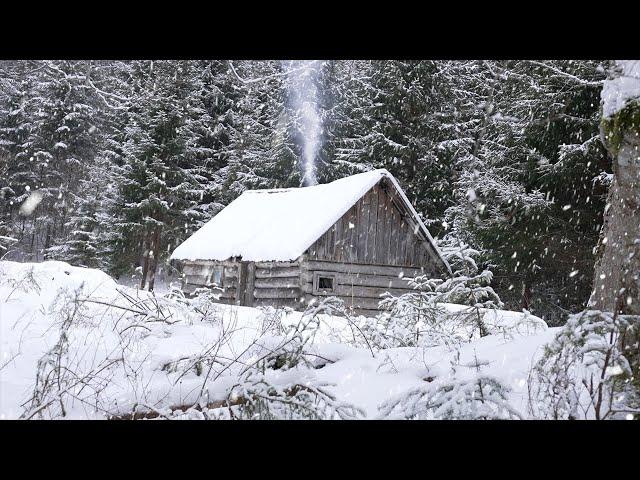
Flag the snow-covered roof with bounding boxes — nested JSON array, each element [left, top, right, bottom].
[[171, 169, 449, 270]]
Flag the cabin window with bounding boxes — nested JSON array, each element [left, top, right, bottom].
[[313, 272, 336, 295], [208, 266, 223, 286]]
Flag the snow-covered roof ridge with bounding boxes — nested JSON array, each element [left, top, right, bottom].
[[171, 169, 450, 271]]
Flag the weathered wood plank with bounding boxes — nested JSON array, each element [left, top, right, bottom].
[[345, 204, 358, 262], [253, 288, 300, 299], [368, 186, 378, 264], [254, 266, 300, 279], [183, 274, 214, 286], [304, 260, 425, 277], [389, 201, 399, 265], [254, 261, 299, 268], [407, 221, 416, 264], [386, 189, 397, 265], [376, 186, 387, 264], [303, 282, 412, 299], [398, 220, 407, 266], [254, 277, 300, 289], [337, 272, 414, 289], [300, 271, 414, 289], [181, 259, 240, 269], [183, 264, 212, 275], [237, 261, 247, 306], [180, 260, 224, 267], [223, 276, 238, 290], [361, 194, 371, 263], [333, 211, 344, 262]]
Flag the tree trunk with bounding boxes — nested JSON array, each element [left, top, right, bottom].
[[521, 280, 532, 311], [140, 231, 151, 290], [590, 120, 640, 315], [147, 227, 162, 292]]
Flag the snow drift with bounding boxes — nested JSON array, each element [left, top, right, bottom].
[[1, 260, 558, 419]]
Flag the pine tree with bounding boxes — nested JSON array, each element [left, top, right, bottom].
[[0, 61, 106, 261], [217, 60, 300, 199], [112, 61, 231, 289], [327, 60, 458, 230], [443, 60, 609, 324]]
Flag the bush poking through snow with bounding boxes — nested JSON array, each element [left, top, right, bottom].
[[2, 265, 42, 301], [379, 351, 523, 420], [375, 272, 503, 349], [373, 238, 505, 350], [487, 309, 547, 340], [21, 286, 127, 419], [378, 375, 522, 420], [528, 309, 639, 420], [225, 369, 365, 420], [221, 304, 365, 420]]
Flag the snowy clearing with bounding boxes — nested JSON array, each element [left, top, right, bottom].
[[0, 261, 560, 419]]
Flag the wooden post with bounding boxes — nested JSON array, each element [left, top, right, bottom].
[[245, 262, 255, 307], [237, 261, 247, 306]]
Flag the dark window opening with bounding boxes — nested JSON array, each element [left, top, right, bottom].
[[313, 272, 336, 295]]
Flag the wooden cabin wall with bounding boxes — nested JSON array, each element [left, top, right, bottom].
[[306, 181, 442, 272], [251, 261, 302, 309], [301, 180, 445, 317], [300, 258, 427, 317], [180, 260, 239, 305], [181, 260, 303, 309]]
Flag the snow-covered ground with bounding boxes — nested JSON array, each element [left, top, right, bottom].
[[0, 260, 560, 420]]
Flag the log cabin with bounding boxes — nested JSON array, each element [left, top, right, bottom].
[[170, 169, 451, 317]]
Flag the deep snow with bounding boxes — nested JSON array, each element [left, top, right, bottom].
[[1, 260, 558, 419]]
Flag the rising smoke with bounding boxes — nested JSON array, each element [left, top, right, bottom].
[[284, 60, 323, 186]]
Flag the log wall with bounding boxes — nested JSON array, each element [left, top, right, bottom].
[[180, 259, 303, 309], [306, 180, 442, 273], [299, 257, 427, 317]]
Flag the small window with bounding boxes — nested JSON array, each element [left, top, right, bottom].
[[208, 266, 223, 286], [313, 272, 336, 295]]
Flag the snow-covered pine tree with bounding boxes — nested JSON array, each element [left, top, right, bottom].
[[0, 61, 36, 258], [379, 351, 522, 420], [326, 60, 458, 231], [112, 60, 232, 289], [46, 61, 132, 269], [216, 60, 304, 198], [0, 61, 107, 262], [375, 235, 503, 348], [444, 60, 609, 324]]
